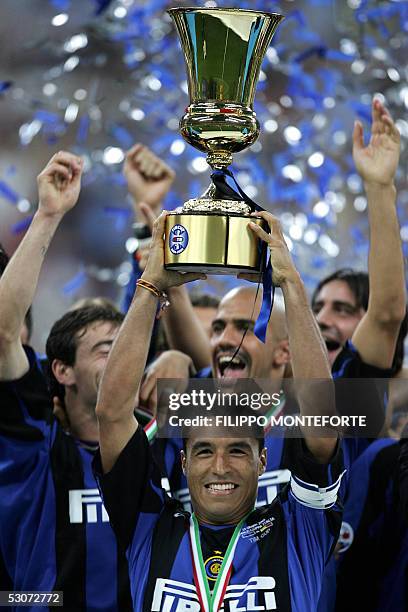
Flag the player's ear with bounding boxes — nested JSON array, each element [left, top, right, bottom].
[[272, 339, 290, 367], [52, 359, 76, 386], [180, 450, 187, 475], [259, 447, 267, 475]]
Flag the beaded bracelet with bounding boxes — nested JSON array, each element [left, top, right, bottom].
[[136, 278, 170, 316]]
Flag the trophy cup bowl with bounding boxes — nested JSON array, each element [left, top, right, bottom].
[[165, 7, 284, 274]]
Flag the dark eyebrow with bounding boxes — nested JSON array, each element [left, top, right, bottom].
[[227, 441, 253, 452], [190, 441, 213, 453], [312, 299, 357, 311], [233, 319, 254, 327], [91, 339, 114, 353], [332, 300, 358, 311]]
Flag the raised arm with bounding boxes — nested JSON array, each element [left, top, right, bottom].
[[0, 152, 83, 381], [122, 145, 211, 369], [248, 212, 336, 462], [351, 99, 405, 368], [96, 212, 205, 473]]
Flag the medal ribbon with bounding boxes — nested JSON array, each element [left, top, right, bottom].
[[189, 513, 248, 612]]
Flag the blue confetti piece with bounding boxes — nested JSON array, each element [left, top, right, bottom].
[[110, 124, 134, 148], [93, 0, 112, 16], [62, 269, 87, 295], [294, 45, 327, 63], [77, 115, 90, 144], [0, 181, 19, 205], [111, 173, 127, 186], [34, 110, 61, 124], [11, 216, 34, 235], [103, 206, 131, 218], [325, 49, 355, 62], [349, 101, 371, 124], [283, 9, 307, 27], [0, 81, 12, 94], [46, 135, 60, 146], [50, 0, 70, 9], [311, 256, 327, 269], [103, 206, 131, 231], [164, 190, 181, 211]]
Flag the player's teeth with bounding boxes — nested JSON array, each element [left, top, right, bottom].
[[209, 483, 234, 490]]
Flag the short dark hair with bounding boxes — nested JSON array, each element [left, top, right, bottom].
[[311, 268, 369, 312], [46, 304, 124, 399], [190, 292, 220, 309]]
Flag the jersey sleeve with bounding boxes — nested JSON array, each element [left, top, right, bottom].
[[281, 440, 345, 610], [284, 437, 345, 511], [332, 341, 390, 437], [0, 345, 53, 441], [332, 340, 393, 378], [93, 426, 167, 551]]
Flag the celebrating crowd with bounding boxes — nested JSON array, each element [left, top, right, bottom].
[[0, 98, 407, 611]]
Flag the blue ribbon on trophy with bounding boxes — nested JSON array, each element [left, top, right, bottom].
[[211, 168, 275, 344]]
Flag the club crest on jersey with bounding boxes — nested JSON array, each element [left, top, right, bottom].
[[241, 517, 275, 542], [204, 552, 224, 581], [338, 521, 354, 553], [169, 224, 189, 255]]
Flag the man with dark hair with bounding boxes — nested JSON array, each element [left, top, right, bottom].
[[310, 100, 405, 375], [0, 152, 134, 610], [312, 268, 407, 376], [95, 210, 344, 612], [45, 304, 124, 423]]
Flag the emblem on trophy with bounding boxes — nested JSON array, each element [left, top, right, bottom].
[[165, 7, 284, 274]]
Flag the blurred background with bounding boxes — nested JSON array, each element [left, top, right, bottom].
[[0, 0, 407, 352]]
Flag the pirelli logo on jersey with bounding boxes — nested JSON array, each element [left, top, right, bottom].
[[69, 489, 109, 524], [175, 469, 292, 511], [151, 576, 277, 611]]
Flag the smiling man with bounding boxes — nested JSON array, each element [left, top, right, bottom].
[[95, 210, 343, 612]]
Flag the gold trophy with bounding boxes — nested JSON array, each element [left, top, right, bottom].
[[165, 7, 284, 274]]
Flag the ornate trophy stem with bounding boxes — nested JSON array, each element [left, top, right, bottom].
[[206, 151, 232, 170], [164, 8, 284, 274]]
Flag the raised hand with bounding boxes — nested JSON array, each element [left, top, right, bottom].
[[37, 151, 83, 217], [353, 98, 400, 187], [242, 211, 300, 287], [123, 144, 175, 215]]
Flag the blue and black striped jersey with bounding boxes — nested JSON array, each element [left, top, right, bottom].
[[95, 426, 344, 612], [0, 346, 132, 611], [336, 438, 408, 612]]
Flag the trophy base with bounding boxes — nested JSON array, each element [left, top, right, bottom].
[[164, 212, 266, 274]]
